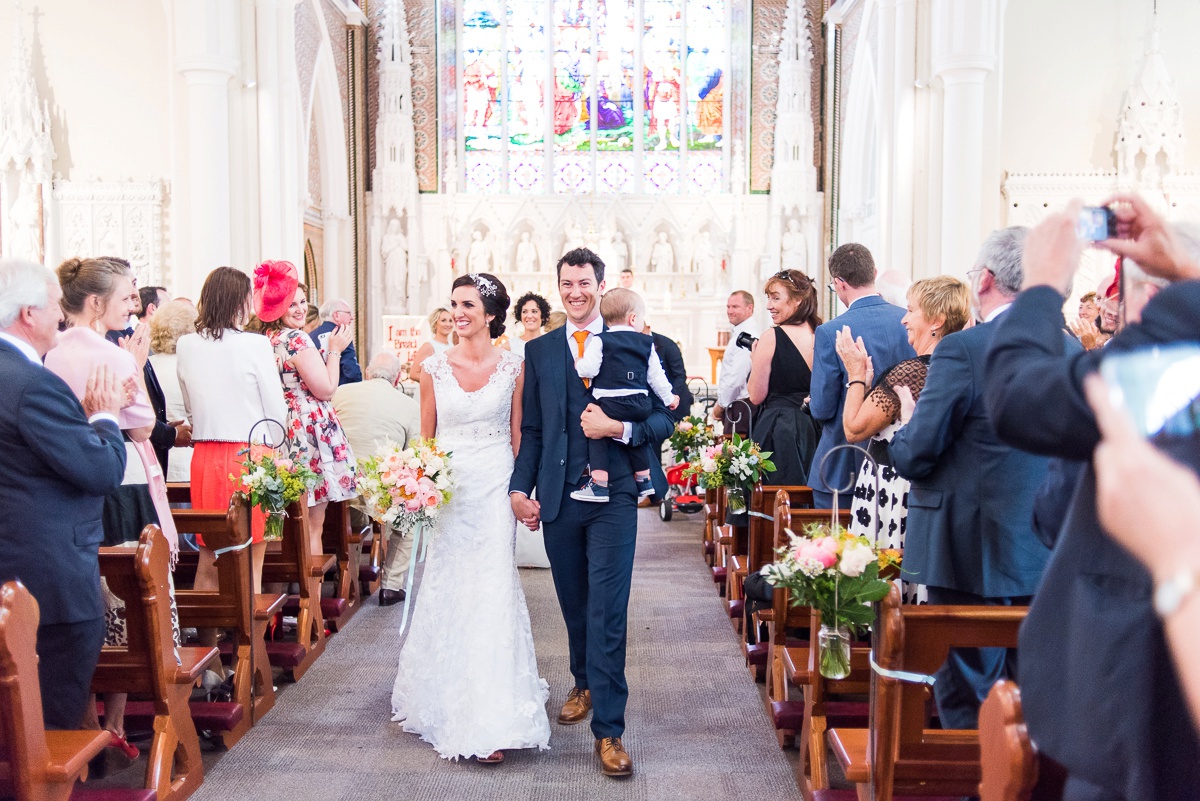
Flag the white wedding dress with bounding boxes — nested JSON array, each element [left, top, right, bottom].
[[391, 349, 551, 759]]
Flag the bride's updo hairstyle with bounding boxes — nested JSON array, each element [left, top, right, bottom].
[[451, 272, 510, 339]]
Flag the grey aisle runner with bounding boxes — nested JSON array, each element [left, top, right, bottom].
[[190, 508, 800, 801]]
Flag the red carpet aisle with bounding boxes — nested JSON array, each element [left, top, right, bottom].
[[188, 508, 800, 801]]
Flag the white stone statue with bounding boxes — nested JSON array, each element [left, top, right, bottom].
[[649, 231, 674, 273], [7, 178, 41, 261], [467, 229, 492, 272], [692, 230, 716, 276], [515, 231, 538, 273], [561, 219, 584, 256], [608, 230, 628, 274], [381, 217, 409, 308], [781, 218, 806, 273]]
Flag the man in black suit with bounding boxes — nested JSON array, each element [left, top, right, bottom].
[[510, 248, 674, 778], [107, 282, 191, 474], [984, 198, 1200, 801], [890, 226, 1071, 729], [648, 328, 692, 421], [0, 260, 128, 729]]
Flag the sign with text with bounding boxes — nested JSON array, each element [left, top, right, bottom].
[[381, 315, 427, 377]]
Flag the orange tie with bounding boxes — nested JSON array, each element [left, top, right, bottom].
[[572, 330, 590, 389]]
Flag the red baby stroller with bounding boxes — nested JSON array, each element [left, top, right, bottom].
[[659, 461, 705, 521]]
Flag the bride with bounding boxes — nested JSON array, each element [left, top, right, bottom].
[[391, 272, 551, 763]]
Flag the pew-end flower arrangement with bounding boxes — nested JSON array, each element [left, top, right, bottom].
[[668, 415, 716, 464], [760, 523, 900, 679], [233, 444, 319, 541], [684, 433, 775, 517], [356, 438, 455, 535]]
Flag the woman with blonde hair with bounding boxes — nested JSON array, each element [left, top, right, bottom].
[[408, 306, 454, 382], [148, 300, 198, 483], [835, 275, 971, 602], [45, 256, 180, 761]]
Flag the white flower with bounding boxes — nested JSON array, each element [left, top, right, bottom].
[[700, 457, 718, 473], [798, 558, 826, 578], [839, 542, 875, 577]]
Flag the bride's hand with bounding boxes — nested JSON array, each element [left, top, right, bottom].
[[511, 492, 541, 530]]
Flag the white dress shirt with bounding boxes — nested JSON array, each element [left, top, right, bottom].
[[984, 302, 1014, 324], [575, 325, 676, 405], [0, 331, 117, 427], [717, 318, 760, 407]]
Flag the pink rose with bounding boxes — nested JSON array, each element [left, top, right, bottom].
[[797, 540, 837, 569], [404, 497, 422, 512], [678, 421, 694, 432], [423, 493, 439, 507]]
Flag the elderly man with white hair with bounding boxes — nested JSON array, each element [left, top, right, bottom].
[[0, 259, 128, 730], [332, 351, 420, 606], [309, 298, 363, 385]]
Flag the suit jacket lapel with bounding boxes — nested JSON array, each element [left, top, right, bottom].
[[555, 331, 570, 417]]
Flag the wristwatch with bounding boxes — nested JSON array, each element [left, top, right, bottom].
[[1153, 568, 1198, 618]]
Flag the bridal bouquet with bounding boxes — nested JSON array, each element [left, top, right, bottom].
[[668, 415, 716, 464], [356, 438, 455, 535], [760, 522, 900, 678], [232, 444, 319, 541], [684, 434, 775, 517]]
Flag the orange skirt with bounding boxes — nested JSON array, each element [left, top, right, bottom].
[[191, 441, 265, 545]]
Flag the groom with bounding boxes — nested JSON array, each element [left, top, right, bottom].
[[510, 248, 674, 778]]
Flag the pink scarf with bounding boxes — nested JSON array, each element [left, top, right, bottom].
[[44, 327, 180, 560]]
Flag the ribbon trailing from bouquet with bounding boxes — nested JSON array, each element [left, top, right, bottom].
[[397, 521, 431, 637], [748, 510, 774, 521]]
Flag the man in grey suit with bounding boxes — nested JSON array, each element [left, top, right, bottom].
[[809, 244, 915, 507], [0, 260, 128, 729], [332, 352, 420, 607], [890, 227, 1074, 729]]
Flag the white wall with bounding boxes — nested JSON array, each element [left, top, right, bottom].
[[0, 1, 171, 182], [1002, 0, 1200, 174]]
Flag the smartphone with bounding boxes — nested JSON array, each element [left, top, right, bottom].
[[1100, 345, 1200, 438], [1078, 206, 1117, 242]]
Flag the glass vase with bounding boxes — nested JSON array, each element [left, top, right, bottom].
[[724, 485, 748, 527], [264, 509, 287, 542], [818, 623, 852, 680]]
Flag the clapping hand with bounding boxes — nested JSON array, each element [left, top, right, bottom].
[[118, 323, 151, 369], [835, 326, 873, 385], [83, 365, 124, 419], [1067, 316, 1105, 350]]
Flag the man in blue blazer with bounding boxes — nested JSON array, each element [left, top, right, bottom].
[[809, 244, 914, 507], [985, 199, 1200, 801], [0, 260, 128, 729], [510, 249, 673, 778], [890, 227, 1070, 729]]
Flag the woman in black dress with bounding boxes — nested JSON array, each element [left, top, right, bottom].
[[747, 269, 822, 486]]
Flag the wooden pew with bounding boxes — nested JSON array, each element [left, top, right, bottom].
[[978, 680, 1066, 801], [260, 503, 334, 681], [169, 502, 286, 748], [0, 581, 135, 801], [95, 526, 217, 801], [734, 484, 812, 649], [702, 488, 718, 567], [761, 491, 811, 749], [828, 585, 1027, 801], [279, 500, 356, 633]]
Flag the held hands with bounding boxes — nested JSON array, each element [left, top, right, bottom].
[[328, 324, 354, 356], [83, 365, 124, 419], [1084, 375, 1200, 580], [118, 323, 151, 369], [510, 492, 541, 531], [1101, 194, 1200, 283], [894, 385, 916, 425]]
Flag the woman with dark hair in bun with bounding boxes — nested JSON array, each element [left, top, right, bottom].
[[391, 272, 552, 764], [504, 291, 551, 358]]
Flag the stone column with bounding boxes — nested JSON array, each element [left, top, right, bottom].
[[173, 0, 240, 278], [931, 0, 998, 275]]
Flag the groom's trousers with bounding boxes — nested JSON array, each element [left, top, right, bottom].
[[543, 474, 638, 740]]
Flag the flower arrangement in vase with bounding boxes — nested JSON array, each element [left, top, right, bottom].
[[232, 444, 319, 541], [684, 433, 776, 518]]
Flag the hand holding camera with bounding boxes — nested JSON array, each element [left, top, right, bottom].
[[734, 331, 758, 351]]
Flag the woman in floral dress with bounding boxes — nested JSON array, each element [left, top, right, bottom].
[[256, 264, 357, 554]]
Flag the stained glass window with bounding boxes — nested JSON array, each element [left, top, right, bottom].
[[457, 0, 730, 195]]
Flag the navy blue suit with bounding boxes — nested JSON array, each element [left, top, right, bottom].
[[0, 339, 127, 728], [889, 311, 1074, 728], [510, 326, 673, 739], [985, 283, 1200, 801], [310, 320, 363, 385], [809, 296, 914, 507]]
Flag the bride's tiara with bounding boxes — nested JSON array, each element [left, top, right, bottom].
[[468, 273, 498, 298]]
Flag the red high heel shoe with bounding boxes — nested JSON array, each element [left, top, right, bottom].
[[108, 731, 140, 760]]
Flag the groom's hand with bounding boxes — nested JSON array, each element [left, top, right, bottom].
[[581, 404, 624, 440], [511, 492, 541, 530]]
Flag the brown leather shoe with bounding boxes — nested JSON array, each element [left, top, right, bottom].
[[595, 737, 633, 777], [557, 687, 591, 724]]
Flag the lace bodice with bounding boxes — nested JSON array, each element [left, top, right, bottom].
[[422, 350, 522, 445]]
